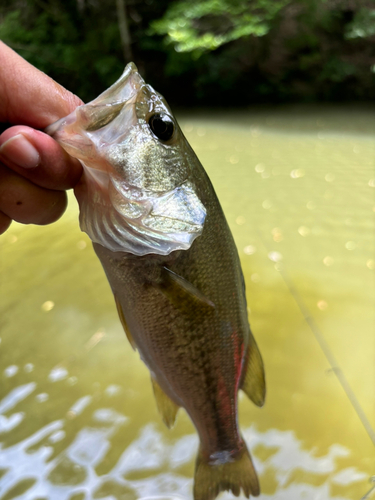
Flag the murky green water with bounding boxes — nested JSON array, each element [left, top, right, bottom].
[[1, 105, 374, 500]]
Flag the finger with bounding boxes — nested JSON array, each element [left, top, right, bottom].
[[0, 210, 12, 234], [0, 126, 83, 190], [0, 164, 67, 225], [0, 41, 83, 128]]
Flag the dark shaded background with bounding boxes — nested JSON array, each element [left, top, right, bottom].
[[0, 0, 374, 106]]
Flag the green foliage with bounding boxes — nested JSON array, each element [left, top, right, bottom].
[[319, 57, 357, 83], [151, 0, 288, 55], [0, 0, 374, 105], [345, 7, 375, 39], [0, 0, 128, 101]]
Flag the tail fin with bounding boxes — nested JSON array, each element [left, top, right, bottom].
[[193, 440, 260, 500]]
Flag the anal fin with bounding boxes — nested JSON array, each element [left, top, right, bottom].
[[241, 335, 266, 407], [114, 295, 137, 351], [151, 376, 180, 429]]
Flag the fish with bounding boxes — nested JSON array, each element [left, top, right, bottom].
[[46, 63, 266, 500]]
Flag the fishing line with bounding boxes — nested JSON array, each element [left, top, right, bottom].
[[279, 265, 375, 446], [256, 233, 375, 446], [360, 476, 375, 500]]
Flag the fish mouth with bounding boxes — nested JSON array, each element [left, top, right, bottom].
[[45, 62, 145, 165]]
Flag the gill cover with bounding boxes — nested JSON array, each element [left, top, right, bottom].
[[46, 63, 206, 256]]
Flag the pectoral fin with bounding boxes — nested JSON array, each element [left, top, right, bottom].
[[114, 295, 137, 351], [241, 335, 265, 407], [156, 266, 215, 314], [151, 376, 180, 429]]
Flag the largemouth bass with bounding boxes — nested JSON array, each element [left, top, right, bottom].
[[46, 63, 265, 500]]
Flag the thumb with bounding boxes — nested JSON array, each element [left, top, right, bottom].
[[0, 41, 83, 128]]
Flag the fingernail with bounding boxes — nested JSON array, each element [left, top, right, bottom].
[[0, 133, 40, 169]]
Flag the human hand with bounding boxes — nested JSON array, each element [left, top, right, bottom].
[[0, 41, 83, 234]]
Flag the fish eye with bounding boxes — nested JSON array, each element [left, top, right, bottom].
[[148, 113, 175, 142]]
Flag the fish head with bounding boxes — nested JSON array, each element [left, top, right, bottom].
[[46, 63, 206, 256]]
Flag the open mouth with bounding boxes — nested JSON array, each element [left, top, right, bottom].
[[45, 62, 144, 163]]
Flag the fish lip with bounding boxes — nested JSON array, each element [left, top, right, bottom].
[[44, 115, 70, 137], [85, 62, 143, 109], [45, 62, 144, 144]]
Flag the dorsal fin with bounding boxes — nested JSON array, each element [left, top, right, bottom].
[[241, 335, 266, 407], [151, 376, 180, 429], [114, 295, 137, 351]]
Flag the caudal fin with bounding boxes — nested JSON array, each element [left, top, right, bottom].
[[193, 440, 260, 500]]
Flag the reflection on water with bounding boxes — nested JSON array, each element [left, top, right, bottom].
[[1, 105, 374, 499], [0, 406, 367, 500]]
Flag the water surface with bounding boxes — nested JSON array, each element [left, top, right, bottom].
[[0, 105, 374, 500]]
